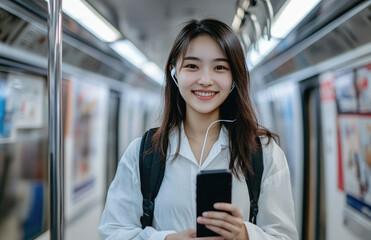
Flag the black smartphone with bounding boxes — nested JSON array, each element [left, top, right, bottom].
[[196, 169, 232, 237]]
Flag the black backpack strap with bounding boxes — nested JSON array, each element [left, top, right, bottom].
[[246, 137, 264, 224], [139, 128, 165, 229]]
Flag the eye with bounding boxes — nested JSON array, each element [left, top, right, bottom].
[[185, 64, 198, 69], [215, 65, 228, 70]]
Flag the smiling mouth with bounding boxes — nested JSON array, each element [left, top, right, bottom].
[[192, 91, 218, 97]]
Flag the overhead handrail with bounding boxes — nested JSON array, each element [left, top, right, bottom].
[[244, 11, 261, 51], [262, 0, 273, 40]]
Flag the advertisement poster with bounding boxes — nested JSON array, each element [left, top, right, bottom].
[[334, 71, 357, 113], [1, 73, 44, 138], [356, 64, 371, 113], [7, 73, 45, 129], [64, 78, 108, 221], [339, 115, 371, 221], [0, 75, 12, 138]]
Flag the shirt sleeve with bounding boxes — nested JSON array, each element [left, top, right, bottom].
[[244, 139, 299, 240], [98, 138, 176, 240]]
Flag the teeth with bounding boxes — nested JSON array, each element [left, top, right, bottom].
[[194, 91, 216, 97]]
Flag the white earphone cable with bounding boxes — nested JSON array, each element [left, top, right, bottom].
[[199, 119, 236, 171]]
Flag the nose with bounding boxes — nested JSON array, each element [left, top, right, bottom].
[[197, 69, 213, 86]]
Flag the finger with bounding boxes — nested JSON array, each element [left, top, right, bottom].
[[195, 237, 224, 240], [205, 224, 235, 240], [202, 211, 243, 227], [213, 203, 243, 218], [197, 216, 240, 234]]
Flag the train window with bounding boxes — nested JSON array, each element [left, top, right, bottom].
[[0, 71, 48, 239]]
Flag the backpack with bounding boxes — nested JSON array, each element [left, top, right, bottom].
[[139, 128, 263, 229]]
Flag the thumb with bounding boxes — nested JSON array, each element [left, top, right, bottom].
[[189, 229, 196, 238]]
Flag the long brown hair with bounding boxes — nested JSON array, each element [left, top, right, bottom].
[[152, 18, 277, 177]]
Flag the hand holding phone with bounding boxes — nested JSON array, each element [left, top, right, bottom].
[[196, 169, 232, 237]]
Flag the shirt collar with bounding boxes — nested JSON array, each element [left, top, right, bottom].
[[167, 122, 229, 159]]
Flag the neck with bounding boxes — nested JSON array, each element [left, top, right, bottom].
[[184, 111, 221, 142]]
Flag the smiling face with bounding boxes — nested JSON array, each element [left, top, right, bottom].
[[175, 35, 233, 120]]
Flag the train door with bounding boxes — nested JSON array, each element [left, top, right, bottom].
[[300, 77, 326, 240], [106, 90, 120, 191]]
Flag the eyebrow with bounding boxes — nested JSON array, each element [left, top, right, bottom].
[[183, 56, 229, 63]]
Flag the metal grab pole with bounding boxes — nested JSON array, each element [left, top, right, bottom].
[[47, 0, 63, 239]]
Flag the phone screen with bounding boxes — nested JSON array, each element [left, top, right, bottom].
[[196, 169, 232, 237]]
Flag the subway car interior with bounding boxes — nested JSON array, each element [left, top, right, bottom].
[[0, 0, 370, 239]]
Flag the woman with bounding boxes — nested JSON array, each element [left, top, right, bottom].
[[99, 18, 298, 240]]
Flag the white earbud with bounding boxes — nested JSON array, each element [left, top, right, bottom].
[[230, 82, 236, 93], [170, 67, 179, 87]]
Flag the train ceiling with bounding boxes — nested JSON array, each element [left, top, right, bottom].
[[2, 0, 367, 88], [86, 0, 287, 70]]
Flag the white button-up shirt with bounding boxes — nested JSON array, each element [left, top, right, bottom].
[[99, 125, 298, 240]]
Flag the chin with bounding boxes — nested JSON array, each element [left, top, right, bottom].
[[194, 108, 219, 115]]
